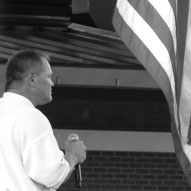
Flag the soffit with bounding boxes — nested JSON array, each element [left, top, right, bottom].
[[0, 23, 143, 71]]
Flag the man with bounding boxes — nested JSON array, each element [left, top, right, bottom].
[[0, 49, 86, 191]]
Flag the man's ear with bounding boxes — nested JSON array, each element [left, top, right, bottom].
[[28, 71, 37, 87]]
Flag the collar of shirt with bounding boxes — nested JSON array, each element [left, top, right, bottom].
[[3, 92, 34, 108]]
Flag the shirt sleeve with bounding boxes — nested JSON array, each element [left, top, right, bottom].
[[22, 108, 70, 189]]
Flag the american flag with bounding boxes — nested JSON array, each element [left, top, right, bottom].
[[113, 0, 191, 184]]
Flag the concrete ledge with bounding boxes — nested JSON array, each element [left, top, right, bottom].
[[54, 129, 175, 152]]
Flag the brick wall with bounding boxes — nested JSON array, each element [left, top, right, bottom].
[[59, 151, 191, 191]]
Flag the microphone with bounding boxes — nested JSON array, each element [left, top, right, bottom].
[[67, 134, 82, 188]]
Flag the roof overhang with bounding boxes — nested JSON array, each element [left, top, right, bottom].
[[0, 23, 159, 89]]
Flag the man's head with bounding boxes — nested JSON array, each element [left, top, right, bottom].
[[5, 49, 54, 106]]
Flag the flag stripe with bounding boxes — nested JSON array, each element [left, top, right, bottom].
[[176, 0, 189, 103], [168, 0, 177, 17], [176, 0, 191, 139], [128, 0, 176, 77], [148, 0, 177, 56]]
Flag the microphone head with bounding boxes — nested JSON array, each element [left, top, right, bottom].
[[68, 133, 79, 142]]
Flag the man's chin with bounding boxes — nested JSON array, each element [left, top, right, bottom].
[[46, 96, 52, 104], [39, 96, 52, 106]]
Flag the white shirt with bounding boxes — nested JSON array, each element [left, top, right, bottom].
[[0, 92, 70, 191]]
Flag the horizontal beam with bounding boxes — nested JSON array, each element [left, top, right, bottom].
[[54, 129, 175, 152]]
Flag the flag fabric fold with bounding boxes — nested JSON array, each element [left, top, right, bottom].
[[112, 0, 191, 185]]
